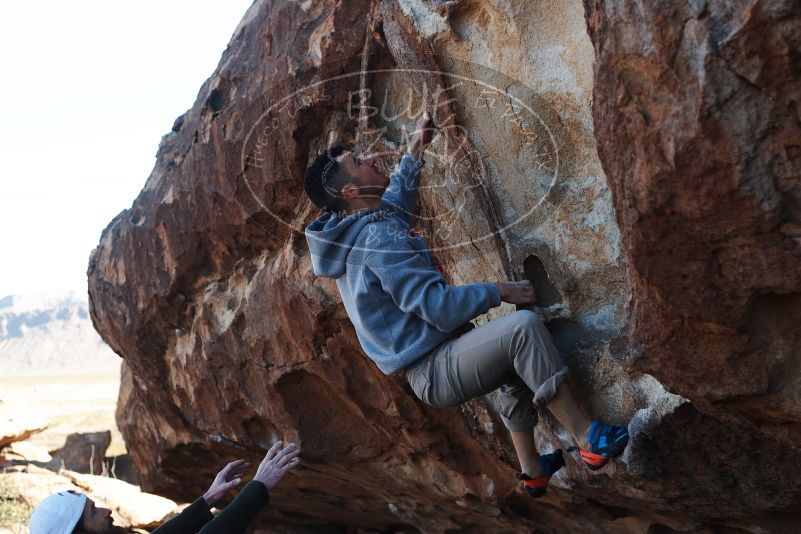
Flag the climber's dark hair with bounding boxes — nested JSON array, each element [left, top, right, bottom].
[[304, 145, 353, 212]]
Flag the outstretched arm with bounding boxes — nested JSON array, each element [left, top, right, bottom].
[[381, 111, 437, 219], [151, 460, 250, 534], [366, 240, 502, 332], [150, 499, 214, 534], [381, 153, 424, 218], [198, 442, 300, 534]]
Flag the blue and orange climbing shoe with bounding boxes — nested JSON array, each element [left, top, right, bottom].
[[568, 420, 629, 471], [516, 449, 565, 499]]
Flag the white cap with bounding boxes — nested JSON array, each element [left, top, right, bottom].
[[29, 491, 86, 534]]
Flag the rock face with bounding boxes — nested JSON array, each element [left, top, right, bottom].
[[88, 0, 801, 531], [586, 0, 801, 419]]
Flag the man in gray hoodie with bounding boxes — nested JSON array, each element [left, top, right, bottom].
[[303, 111, 629, 498]]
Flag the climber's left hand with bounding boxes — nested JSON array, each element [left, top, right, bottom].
[[407, 110, 437, 160]]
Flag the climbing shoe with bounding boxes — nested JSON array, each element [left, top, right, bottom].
[[568, 420, 629, 471], [516, 449, 565, 499]]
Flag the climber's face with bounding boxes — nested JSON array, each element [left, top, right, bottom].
[[336, 150, 389, 205]]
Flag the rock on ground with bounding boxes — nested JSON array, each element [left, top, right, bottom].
[[0, 408, 47, 449], [88, 0, 801, 531], [49, 431, 111, 475], [0, 441, 52, 464]]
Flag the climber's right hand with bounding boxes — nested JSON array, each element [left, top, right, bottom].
[[495, 280, 536, 305]]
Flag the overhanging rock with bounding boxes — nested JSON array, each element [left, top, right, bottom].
[[88, 0, 801, 531]]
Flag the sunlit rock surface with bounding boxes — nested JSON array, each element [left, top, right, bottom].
[[88, 0, 801, 531]]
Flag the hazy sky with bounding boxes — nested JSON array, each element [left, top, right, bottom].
[[0, 0, 252, 297]]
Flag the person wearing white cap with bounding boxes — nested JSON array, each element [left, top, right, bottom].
[[29, 490, 91, 534], [28, 441, 300, 534]]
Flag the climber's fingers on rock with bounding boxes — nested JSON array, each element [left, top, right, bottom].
[[415, 110, 431, 130], [523, 281, 535, 300], [522, 285, 535, 304], [496, 280, 537, 305], [414, 110, 436, 137]]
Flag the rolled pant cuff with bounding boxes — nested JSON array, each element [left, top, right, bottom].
[[533, 366, 569, 407]]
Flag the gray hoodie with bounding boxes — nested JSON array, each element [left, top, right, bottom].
[[305, 154, 501, 374]]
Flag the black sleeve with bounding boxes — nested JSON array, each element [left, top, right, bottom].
[[198, 481, 270, 534], [151, 496, 213, 534]]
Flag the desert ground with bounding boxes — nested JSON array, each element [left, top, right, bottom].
[[1, 370, 124, 533], [0, 371, 124, 456]]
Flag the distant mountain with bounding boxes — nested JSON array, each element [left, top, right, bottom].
[[0, 293, 120, 376]]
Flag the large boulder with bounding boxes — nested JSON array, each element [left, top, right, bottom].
[[88, 0, 801, 531]]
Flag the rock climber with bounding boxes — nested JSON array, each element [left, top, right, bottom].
[[303, 110, 629, 498], [29, 441, 299, 533]]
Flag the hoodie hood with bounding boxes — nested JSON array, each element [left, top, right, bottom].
[[305, 209, 390, 279]]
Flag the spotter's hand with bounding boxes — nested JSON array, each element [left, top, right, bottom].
[[253, 441, 301, 491], [202, 459, 251, 507]]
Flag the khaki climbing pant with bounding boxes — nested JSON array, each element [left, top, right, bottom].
[[406, 310, 568, 432]]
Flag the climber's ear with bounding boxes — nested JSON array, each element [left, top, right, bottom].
[[340, 182, 360, 199]]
